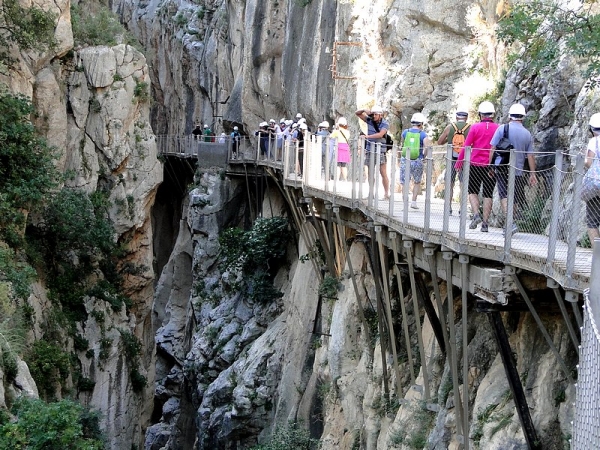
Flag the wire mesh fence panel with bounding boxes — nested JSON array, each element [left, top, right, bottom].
[[572, 289, 600, 450]]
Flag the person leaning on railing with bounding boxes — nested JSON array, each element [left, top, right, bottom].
[[584, 113, 600, 247]]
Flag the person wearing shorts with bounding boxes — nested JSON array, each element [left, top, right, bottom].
[[399, 113, 430, 209], [355, 105, 390, 199], [455, 101, 499, 232]]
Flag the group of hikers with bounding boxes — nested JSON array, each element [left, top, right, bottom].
[[354, 102, 537, 237], [194, 102, 600, 243]]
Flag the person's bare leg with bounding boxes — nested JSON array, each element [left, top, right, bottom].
[[483, 197, 492, 223], [412, 182, 421, 202], [380, 163, 389, 198], [341, 166, 348, 181], [469, 193, 480, 218]]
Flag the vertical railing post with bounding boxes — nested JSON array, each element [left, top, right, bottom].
[[547, 149, 564, 272], [283, 140, 290, 179], [389, 142, 397, 217], [424, 146, 433, 238], [374, 143, 381, 210], [459, 146, 471, 243], [358, 135, 365, 205], [567, 153, 585, 280], [504, 150, 518, 262], [403, 148, 411, 224], [443, 144, 453, 239], [333, 138, 339, 198]]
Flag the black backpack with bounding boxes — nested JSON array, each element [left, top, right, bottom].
[[494, 124, 514, 165]]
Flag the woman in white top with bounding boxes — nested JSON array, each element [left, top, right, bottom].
[[585, 113, 600, 247], [330, 117, 351, 181]]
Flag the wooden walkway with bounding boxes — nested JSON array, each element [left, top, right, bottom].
[[158, 134, 592, 295]]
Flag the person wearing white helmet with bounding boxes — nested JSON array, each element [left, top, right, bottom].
[[275, 119, 286, 160], [218, 132, 227, 144], [454, 101, 499, 231], [316, 122, 331, 178], [202, 123, 214, 142], [355, 105, 391, 199], [584, 113, 600, 246], [437, 106, 471, 214], [490, 102, 537, 236], [230, 125, 242, 159], [330, 117, 351, 181], [399, 112, 431, 209]]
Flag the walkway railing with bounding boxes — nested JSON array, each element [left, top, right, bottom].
[[157, 132, 594, 292]]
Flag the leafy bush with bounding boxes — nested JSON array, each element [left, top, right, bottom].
[[26, 341, 71, 400], [71, 2, 141, 50], [251, 422, 317, 450], [0, 397, 104, 449], [498, 0, 600, 81], [0, 0, 56, 72], [219, 217, 289, 303], [319, 275, 339, 299], [0, 90, 60, 246]]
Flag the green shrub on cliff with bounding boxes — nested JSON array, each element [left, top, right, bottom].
[[71, 2, 142, 51], [0, 90, 60, 247], [218, 217, 289, 303], [0, 397, 104, 449], [251, 422, 317, 450], [498, 0, 600, 81]]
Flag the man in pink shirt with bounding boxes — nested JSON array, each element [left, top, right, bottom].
[[455, 101, 499, 232]]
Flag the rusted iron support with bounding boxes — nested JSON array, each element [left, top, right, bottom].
[[488, 311, 542, 450], [415, 271, 446, 355]]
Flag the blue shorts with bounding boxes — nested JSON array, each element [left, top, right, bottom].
[[400, 157, 424, 184]]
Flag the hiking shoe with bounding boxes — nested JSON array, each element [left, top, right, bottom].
[[469, 214, 482, 229], [411, 201, 419, 209], [503, 223, 518, 237], [481, 222, 489, 232]]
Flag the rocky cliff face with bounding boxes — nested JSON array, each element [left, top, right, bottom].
[[2, 0, 596, 448], [1, 3, 162, 447]]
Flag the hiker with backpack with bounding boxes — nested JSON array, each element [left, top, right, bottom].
[[355, 105, 391, 199], [437, 107, 471, 213], [490, 103, 537, 236], [399, 113, 431, 209], [454, 101, 499, 232]]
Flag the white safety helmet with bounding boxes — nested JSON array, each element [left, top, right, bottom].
[[285, 120, 293, 126], [221, 132, 226, 136], [300, 123, 308, 130], [456, 106, 469, 117], [204, 124, 209, 128], [296, 113, 302, 119], [280, 118, 286, 123], [298, 118, 306, 124], [590, 113, 600, 129], [292, 123, 298, 129], [337, 117, 348, 126], [233, 126, 239, 131], [411, 112, 426, 124], [478, 101, 495, 114], [322, 121, 330, 128], [269, 119, 276, 123], [508, 103, 526, 117], [371, 105, 384, 114], [259, 121, 268, 127]]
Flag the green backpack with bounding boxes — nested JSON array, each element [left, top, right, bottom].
[[402, 131, 421, 160]]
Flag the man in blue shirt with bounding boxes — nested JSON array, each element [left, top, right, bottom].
[[400, 113, 431, 209], [490, 103, 537, 235], [355, 105, 390, 199]]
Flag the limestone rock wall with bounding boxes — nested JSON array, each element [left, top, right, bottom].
[[1, 6, 162, 447]]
